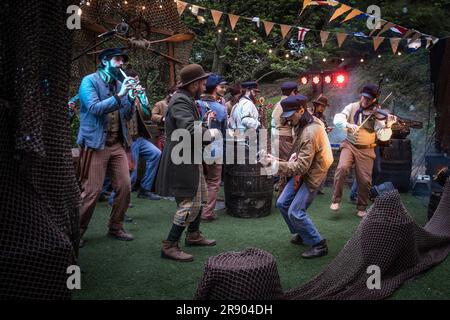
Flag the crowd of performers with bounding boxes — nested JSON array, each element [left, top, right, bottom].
[[74, 47, 398, 262]]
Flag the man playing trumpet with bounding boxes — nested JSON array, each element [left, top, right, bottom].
[[77, 48, 137, 246]]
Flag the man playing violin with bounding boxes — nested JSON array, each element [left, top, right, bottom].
[[330, 84, 397, 218]]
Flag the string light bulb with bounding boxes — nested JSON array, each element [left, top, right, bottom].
[[304, 56, 309, 60], [398, 52, 402, 56], [285, 54, 289, 58], [378, 54, 382, 58], [341, 58, 345, 61], [124, 0, 127, 4], [360, 58, 364, 63], [218, 29, 222, 33], [252, 39, 257, 43], [159, 5, 163, 9], [142, 5, 146, 10], [86, 1, 90, 5], [322, 58, 327, 62], [234, 37, 238, 41], [268, 49, 273, 54]]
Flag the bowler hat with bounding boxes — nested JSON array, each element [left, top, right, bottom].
[[98, 47, 129, 63], [179, 64, 210, 88], [280, 95, 308, 118], [312, 94, 328, 107]]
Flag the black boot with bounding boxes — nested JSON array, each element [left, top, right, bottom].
[[302, 239, 328, 259]]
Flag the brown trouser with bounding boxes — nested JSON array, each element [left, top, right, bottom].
[[79, 143, 131, 235], [332, 140, 375, 211], [202, 163, 222, 218]]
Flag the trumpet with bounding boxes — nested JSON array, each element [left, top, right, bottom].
[[119, 68, 145, 92]]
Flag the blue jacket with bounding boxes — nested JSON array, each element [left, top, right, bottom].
[[77, 71, 134, 150], [196, 96, 228, 161]]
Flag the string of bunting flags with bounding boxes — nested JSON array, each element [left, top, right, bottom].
[[175, 0, 440, 55]]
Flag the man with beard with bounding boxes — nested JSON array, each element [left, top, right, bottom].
[[155, 64, 217, 262], [77, 48, 136, 246], [330, 84, 397, 218], [196, 74, 228, 222], [266, 95, 333, 258], [229, 81, 261, 134]]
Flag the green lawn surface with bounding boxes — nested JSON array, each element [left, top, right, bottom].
[[74, 187, 450, 300]]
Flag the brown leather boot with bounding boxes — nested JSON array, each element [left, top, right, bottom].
[[185, 231, 216, 247], [161, 241, 194, 262]]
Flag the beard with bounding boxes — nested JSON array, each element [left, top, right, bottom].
[[106, 66, 122, 80], [297, 109, 313, 128]]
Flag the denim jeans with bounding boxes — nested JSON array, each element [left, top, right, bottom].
[[276, 178, 323, 246], [107, 138, 161, 203], [130, 137, 161, 191]]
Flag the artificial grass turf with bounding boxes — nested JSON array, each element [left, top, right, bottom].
[[73, 187, 450, 300]]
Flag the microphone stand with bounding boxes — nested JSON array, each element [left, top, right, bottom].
[[72, 34, 114, 62]]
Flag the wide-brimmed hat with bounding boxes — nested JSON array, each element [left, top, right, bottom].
[[178, 64, 210, 88], [312, 94, 328, 107], [98, 47, 129, 63]]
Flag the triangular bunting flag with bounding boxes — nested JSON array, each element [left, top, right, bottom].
[[390, 25, 408, 36], [341, 9, 362, 23], [320, 31, 330, 47], [410, 31, 422, 43], [390, 38, 401, 54], [377, 22, 395, 36], [373, 36, 385, 51], [280, 24, 292, 39], [402, 29, 415, 39], [298, 27, 310, 42], [426, 38, 432, 49], [177, 1, 187, 16], [300, 0, 313, 15], [369, 20, 386, 36], [263, 21, 275, 36], [210, 9, 223, 26], [228, 14, 240, 30], [336, 32, 347, 48], [329, 4, 352, 22], [252, 17, 261, 28]]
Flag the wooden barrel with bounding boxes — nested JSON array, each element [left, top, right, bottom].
[[324, 144, 354, 187], [375, 139, 412, 192], [224, 162, 273, 218]]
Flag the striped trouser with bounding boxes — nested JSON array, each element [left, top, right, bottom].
[[173, 165, 208, 227], [79, 143, 131, 234]]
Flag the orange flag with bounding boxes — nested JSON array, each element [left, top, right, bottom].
[[329, 4, 351, 22], [373, 36, 385, 51], [390, 38, 401, 54], [341, 9, 362, 23], [210, 10, 223, 26], [336, 32, 347, 48], [263, 21, 275, 36], [177, 1, 187, 16], [320, 31, 330, 47], [228, 14, 240, 30], [377, 22, 395, 36], [280, 24, 292, 39]]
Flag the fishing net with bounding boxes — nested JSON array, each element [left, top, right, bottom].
[[285, 178, 450, 300], [72, 0, 194, 96], [194, 248, 284, 300], [0, 0, 80, 299]]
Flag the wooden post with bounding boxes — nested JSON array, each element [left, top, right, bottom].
[[168, 43, 175, 87]]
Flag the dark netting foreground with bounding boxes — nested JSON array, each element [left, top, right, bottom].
[[0, 1, 79, 299], [195, 179, 450, 300], [194, 248, 284, 300], [285, 178, 450, 300]]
